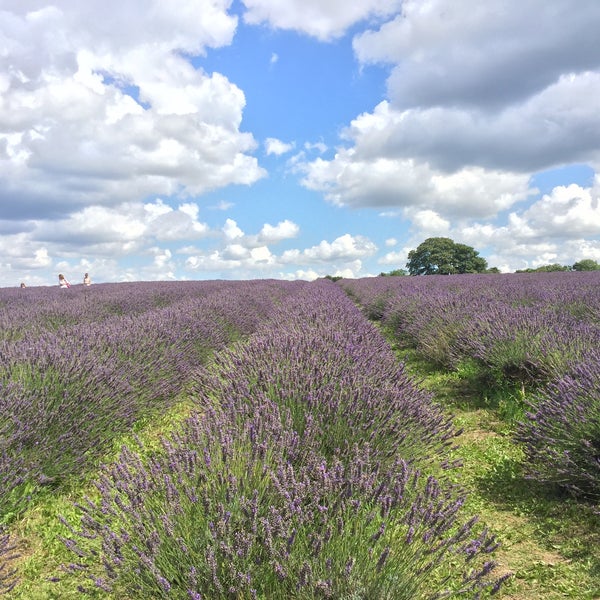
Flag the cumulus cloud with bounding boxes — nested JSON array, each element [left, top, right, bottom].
[[258, 220, 300, 243], [429, 178, 600, 271], [265, 137, 294, 155], [241, 0, 403, 41], [299, 144, 532, 218], [31, 200, 210, 248], [0, 199, 213, 285], [181, 218, 299, 277], [281, 233, 376, 263], [517, 182, 600, 238], [378, 248, 409, 268], [0, 1, 265, 221], [222, 218, 245, 240], [294, 0, 600, 244], [181, 230, 376, 280], [354, 0, 600, 111], [408, 210, 450, 236]]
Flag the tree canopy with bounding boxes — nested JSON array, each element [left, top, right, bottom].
[[572, 259, 600, 271], [378, 268, 408, 277], [406, 237, 488, 276], [516, 260, 600, 273], [516, 263, 570, 273]]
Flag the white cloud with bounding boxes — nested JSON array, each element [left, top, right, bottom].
[[219, 218, 300, 249], [180, 230, 376, 281], [144, 199, 173, 219], [299, 140, 533, 219], [241, 0, 403, 41], [265, 137, 294, 156], [0, 1, 265, 220], [304, 141, 328, 154], [281, 233, 377, 263], [223, 218, 245, 240], [408, 210, 450, 236], [250, 246, 274, 263], [378, 248, 411, 268], [150, 247, 174, 270], [354, 0, 600, 111], [293, 0, 600, 228], [517, 182, 600, 237], [258, 220, 299, 243], [0, 200, 212, 286], [281, 268, 320, 281], [209, 199, 235, 211], [425, 178, 600, 272]]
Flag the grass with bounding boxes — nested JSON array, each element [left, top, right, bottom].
[[393, 343, 600, 600]]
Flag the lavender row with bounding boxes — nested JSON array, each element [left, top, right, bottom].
[[341, 271, 600, 384], [195, 279, 461, 473], [515, 347, 600, 500], [62, 280, 506, 598], [0, 280, 302, 524], [0, 280, 301, 343], [340, 272, 600, 501]]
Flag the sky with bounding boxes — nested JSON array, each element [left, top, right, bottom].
[[1, 0, 600, 287]]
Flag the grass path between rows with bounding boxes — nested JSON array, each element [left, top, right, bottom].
[[393, 344, 600, 599]]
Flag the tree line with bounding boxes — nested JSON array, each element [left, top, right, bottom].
[[378, 237, 600, 277]]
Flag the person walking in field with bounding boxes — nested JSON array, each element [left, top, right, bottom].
[[58, 274, 71, 288], [83, 273, 91, 286]]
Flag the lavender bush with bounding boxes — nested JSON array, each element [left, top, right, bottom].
[[0, 281, 299, 524], [341, 272, 600, 386], [341, 273, 600, 499], [62, 281, 505, 598], [515, 348, 600, 500], [196, 281, 460, 472], [63, 411, 503, 599]]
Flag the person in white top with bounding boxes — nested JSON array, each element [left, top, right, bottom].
[[58, 274, 71, 288], [83, 273, 91, 286]]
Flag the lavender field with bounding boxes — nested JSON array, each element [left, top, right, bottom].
[[341, 271, 600, 501], [1, 274, 599, 598]]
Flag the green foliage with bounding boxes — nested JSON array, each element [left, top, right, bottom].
[[406, 237, 488, 276], [572, 259, 600, 271], [378, 269, 407, 277], [515, 264, 570, 273]]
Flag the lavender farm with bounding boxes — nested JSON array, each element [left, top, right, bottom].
[[2, 274, 599, 598]]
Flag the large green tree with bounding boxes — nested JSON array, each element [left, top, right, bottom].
[[572, 259, 600, 271], [406, 237, 488, 275]]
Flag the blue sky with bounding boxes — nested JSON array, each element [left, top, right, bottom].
[[1, 0, 599, 287]]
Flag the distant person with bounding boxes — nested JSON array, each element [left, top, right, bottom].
[[83, 273, 91, 286], [58, 274, 71, 288], [20, 282, 26, 288]]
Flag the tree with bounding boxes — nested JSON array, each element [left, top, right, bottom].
[[572, 259, 600, 271], [516, 264, 569, 273], [406, 237, 488, 276], [378, 268, 408, 277]]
